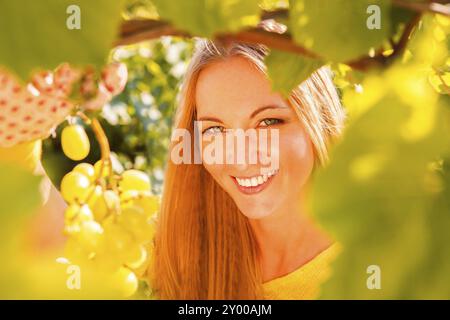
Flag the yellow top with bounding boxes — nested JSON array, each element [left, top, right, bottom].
[[263, 243, 341, 300]]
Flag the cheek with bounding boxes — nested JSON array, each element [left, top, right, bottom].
[[202, 163, 229, 189], [280, 126, 315, 185], [203, 163, 221, 179]]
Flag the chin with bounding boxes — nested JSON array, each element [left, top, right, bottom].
[[235, 201, 278, 220]]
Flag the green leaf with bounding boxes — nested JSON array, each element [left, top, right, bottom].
[[151, 0, 260, 37], [290, 0, 391, 62], [265, 49, 323, 96], [0, 0, 126, 80]]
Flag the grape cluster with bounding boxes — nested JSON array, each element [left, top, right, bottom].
[[60, 127, 159, 298]]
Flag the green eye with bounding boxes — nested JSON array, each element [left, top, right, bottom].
[[203, 126, 224, 135], [259, 118, 282, 127]]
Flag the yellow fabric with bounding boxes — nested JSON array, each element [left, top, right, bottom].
[[0, 140, 42, 173], [263, 243, 341, 300]]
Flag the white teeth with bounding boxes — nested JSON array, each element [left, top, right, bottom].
[[235, 169, 278, 188]]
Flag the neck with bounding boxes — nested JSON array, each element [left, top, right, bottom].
[[248, 186, 333, 282]]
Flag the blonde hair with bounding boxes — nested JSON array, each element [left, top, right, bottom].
[[150, 38, 345, 299]]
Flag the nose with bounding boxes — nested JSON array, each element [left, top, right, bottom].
[[225, 128, 279, 173]]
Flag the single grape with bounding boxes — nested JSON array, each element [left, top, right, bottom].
[[73, 163, 96, 182], [60, 171, 91, 204], [94, 159, 112, 178], [120, 190, 160, 218], [134, 192, 160, 218], [87, 187, 120, 221], [86, 185, 102, 205], [77, 220, 104, 252], [102, 222, 134, 259], [131, 244, 153, 278], [93, 252, 122, 274], [111, 267, 138, 298], [119, 170, 151, 192], [61, 124, 90, 161], [124, 244, 147, 270], [119, 190, 140, 204]]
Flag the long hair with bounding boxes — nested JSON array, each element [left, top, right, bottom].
[[150, 38, 345, 299]]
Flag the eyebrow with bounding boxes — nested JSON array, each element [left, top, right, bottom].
[[197, 105, 287, 123], [249, 104, 287, 119], [197, 116, 224, 124]]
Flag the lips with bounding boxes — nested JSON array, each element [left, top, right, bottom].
[[231, 169, 278, 195]]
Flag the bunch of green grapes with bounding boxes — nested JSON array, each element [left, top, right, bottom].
[[60, 120, 160, 298]]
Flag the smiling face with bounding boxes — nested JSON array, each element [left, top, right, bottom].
[[195, 56, 315, 220]]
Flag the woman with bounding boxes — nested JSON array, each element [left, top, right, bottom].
[[151, 39, 346, 299]]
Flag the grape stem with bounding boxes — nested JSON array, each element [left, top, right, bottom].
[[77, 111, 112, 177], [77, 111, 119, 209]]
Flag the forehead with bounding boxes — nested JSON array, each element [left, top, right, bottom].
[[195, 56, 286, 118]]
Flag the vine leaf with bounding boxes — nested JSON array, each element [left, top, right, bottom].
[[0, 0, 126, 80], [151, 0, 260, 37], [290, 0, 392, 62], [312, 64, 450, 298], [265, 49, 323, 96]]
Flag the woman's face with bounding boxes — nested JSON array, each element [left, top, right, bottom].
[[195, 56, 314, 219]]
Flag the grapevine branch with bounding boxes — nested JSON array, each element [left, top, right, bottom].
[[116, 1, 449, 71]]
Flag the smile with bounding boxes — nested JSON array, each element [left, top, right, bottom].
[[231, 169, 278, 195]]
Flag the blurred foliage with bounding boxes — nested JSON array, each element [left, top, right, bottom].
[[312, 14, 450, 299], [266, 49, 323, 96], [290, 0, 392, 62], [0, 0, 126, 81], [151, 0, 261, 37], [123, 0, 160, 20]]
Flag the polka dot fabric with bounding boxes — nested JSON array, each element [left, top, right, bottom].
[[0, 63, 127, 148], [0, 69, 73, 147]]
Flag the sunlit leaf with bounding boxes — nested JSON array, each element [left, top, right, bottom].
[[313, 82, 450, 299], [0, 0, 126, 80], [266, 49, 323, 96], [290, 0, 391, 62], [151, 0, 260, 37]]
